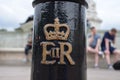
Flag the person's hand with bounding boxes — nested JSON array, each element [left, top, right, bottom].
[[95, 48, 99, 53], [105, 49, 110, 54]]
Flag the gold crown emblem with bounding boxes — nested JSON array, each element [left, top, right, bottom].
[[44, 18, 70, 40]]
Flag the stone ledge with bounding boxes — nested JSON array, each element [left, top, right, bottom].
[[0, 48, 24, 52], [87, 53, 120, 68], [0, 48, 119, 68], [0, 48, 32, 61]]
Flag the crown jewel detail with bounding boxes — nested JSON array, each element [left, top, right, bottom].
[[44, 18, 70, 40]]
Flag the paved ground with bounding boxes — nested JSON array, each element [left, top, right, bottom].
[[0, 65, 120, 80], [87, 68, 120, 80]]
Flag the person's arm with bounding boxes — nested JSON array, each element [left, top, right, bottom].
[[105, 38, 109, 50], [88, 35, 94, 45], [103, 32, 110, 51], [95, 38, 101, 50], [95, 34, 101, 50], [112, 35, 116, 44]]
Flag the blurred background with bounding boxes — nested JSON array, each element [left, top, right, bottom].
[[0, 0, 120, 80]]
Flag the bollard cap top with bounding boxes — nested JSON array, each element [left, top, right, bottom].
[[33, 0, 88, 8]]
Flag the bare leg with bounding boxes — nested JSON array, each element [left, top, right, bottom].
[[113, 49, 120, 62], [87, 47, 99, 66], [24, 44, 31, 62], [94, 39, 101, 66], [87, 47, 98, 53], [26, 55, 29, 61], [95, 52, 99, 66], [104, 51, 111, 65]]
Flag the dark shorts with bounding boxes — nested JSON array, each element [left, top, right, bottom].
[[89, 45, 96, 49], [25, 45, 32, 55], [101, 46, 116, 54]]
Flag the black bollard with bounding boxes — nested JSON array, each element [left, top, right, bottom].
[[31, 0, 88, 80]]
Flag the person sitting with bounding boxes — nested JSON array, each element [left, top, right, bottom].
[[101, 28, 120, 69], [87, 27, 101, 68]]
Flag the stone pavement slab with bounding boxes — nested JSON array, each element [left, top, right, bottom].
[[87, 68, 120, 80], [0, 66, 120, 80], [0, 66, 30, 80]]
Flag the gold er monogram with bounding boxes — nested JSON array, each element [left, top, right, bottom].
[[40, 18, 75, 65], [44, 18, 70, 40]]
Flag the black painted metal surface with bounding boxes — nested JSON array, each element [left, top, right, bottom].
[[32, 0, 88, 7], [31, 1, 87, 80]]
